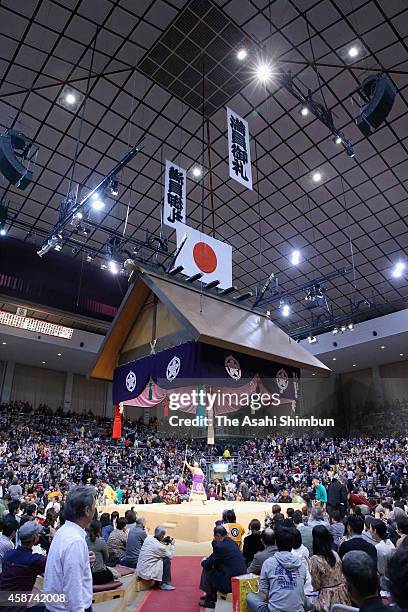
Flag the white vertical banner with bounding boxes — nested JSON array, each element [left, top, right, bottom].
[[163, 160, 186, 228], [227, 107, 252, 190]]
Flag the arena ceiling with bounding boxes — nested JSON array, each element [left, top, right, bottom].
[[0, 0, 408, 338]]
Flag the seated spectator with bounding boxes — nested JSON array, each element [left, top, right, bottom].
[[309, 525, 350, 612], [247, 528, 277, 575], [199, 525, 246, 609], [86, 520, 115, 585], [99, 512, 113, 541], [388, 546, 408, 611], [362, 515, 377, 546], [107, 517, 128, 563], [224, 509, 245, 550], [312, 478, 327, 509], [329, 510, 345, 550], [339, 514, 378, 565], [4, 501, 21, 525], [8, 479, 22, 501], [370, 518, 395, 578], [243, 519, 263, 565], [0, 521, 46, 609], [246, 526, 306, 612], [293, 509, 313, 555], [264, 504, 281, 529], [342, 550, 390, 611], [291, 528, 313, 594], [396, 514, 408, 548], [124, 509, 137, 532], [308, 506, 330, 530], [0, 520, 18, 573], [120, 516, 147, 568], [136, 526, 175, 591]]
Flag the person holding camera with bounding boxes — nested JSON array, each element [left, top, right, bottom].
[[136, 526, 175, 591]]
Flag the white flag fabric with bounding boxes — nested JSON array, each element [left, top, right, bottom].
[[175, 224, 232, 289], [227, 107, 252, 190], [163, 160, 186, 227]]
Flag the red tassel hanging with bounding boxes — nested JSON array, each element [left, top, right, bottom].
[[112, 404, 122, 439], [163, 396, 169, 418]]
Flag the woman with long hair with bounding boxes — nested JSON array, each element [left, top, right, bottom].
[[309, 525, 350, 612], [242, 518, 264, 565], [86, 520, 115, 585]]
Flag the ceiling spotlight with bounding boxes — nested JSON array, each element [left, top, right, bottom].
[[108, 260, 119, 274], [312, 171, 322, 183], [353, 364, 357, 367], [54, 242, 62, 252], [332, 328, 338, 335], [0, 228, 6, 236], [281, 302, 290, 317], [346, 147, 355, 158], [255, 62, 272, 83], [381, 345, 385, 349], [392, 261, 405, 278], [400, 353, 404, 357], [307, 335, 317, 344], [332, 357, 337, 361], [335, 136, 342, 144], [348, 323, 354, 330], [57, 353, 62, 356], [65, 92, 76, 105], [86, 253, 94, 262], [192, 166, 202, 178], [91, 193, 104, 211], [300, 106, 309, 116], [2, 342, 6, 345], [237, 48, 247, 61], [42, 361, 46, 364], [348, 46, 359, 58], [290, 250, 301, 266], [100, 263, 107, 270], [312, 373, 315, 376], [74, 211, 83, 220], [340, 325, 347, 332]]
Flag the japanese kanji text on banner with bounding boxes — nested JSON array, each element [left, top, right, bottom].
[[163, 160, 187, 227], [227, 107, 252, 190]]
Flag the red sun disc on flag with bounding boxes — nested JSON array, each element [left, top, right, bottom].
[[193, 242, 217, 273]]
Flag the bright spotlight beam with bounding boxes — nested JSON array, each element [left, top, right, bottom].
[[255, 62, 272, 83]]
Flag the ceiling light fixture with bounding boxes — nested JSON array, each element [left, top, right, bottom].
[[108, 260, 119, 275], [255, 62, 272, 83], [392, 261, 405, 278], [400, 353, 404, 357], [300, 106, 309, 116], [57, 353, 62, 356], [65, 92, 76, 105], [237, 48, 247, 61], [91, 193, 104, 211], [353, 364, 357, 367], [348, 46, 359, 58], [312, 171, 322, 183], [42, 361, 46, 364], [2, 342, 6, 345], [0, 228, 6, 236], [290, 250, 301, 266], [307, 335, 317, 344], [332, 357, 337, 361], [381, 345, 385, 349], [281, 303, 290, 317], [192, 166, 202, 178], [335, 136, 342, 144]]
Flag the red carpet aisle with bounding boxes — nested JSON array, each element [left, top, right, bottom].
[[138, 556, 203, 611]]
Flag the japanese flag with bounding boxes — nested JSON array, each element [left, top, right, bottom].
[[175, 224, 232, 289]]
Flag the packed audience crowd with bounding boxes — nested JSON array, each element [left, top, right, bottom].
[[0, 400, 407, 611]]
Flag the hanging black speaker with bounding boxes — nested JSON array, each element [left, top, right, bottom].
[[355, 74, 396, 137], [0, 130, 34, 190]]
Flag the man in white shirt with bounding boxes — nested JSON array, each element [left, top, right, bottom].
[[44, 485, 96, 612], [370, 518, 395, 578]]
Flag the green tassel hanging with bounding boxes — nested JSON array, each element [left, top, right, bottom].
[[148, 377, 153, 400]]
